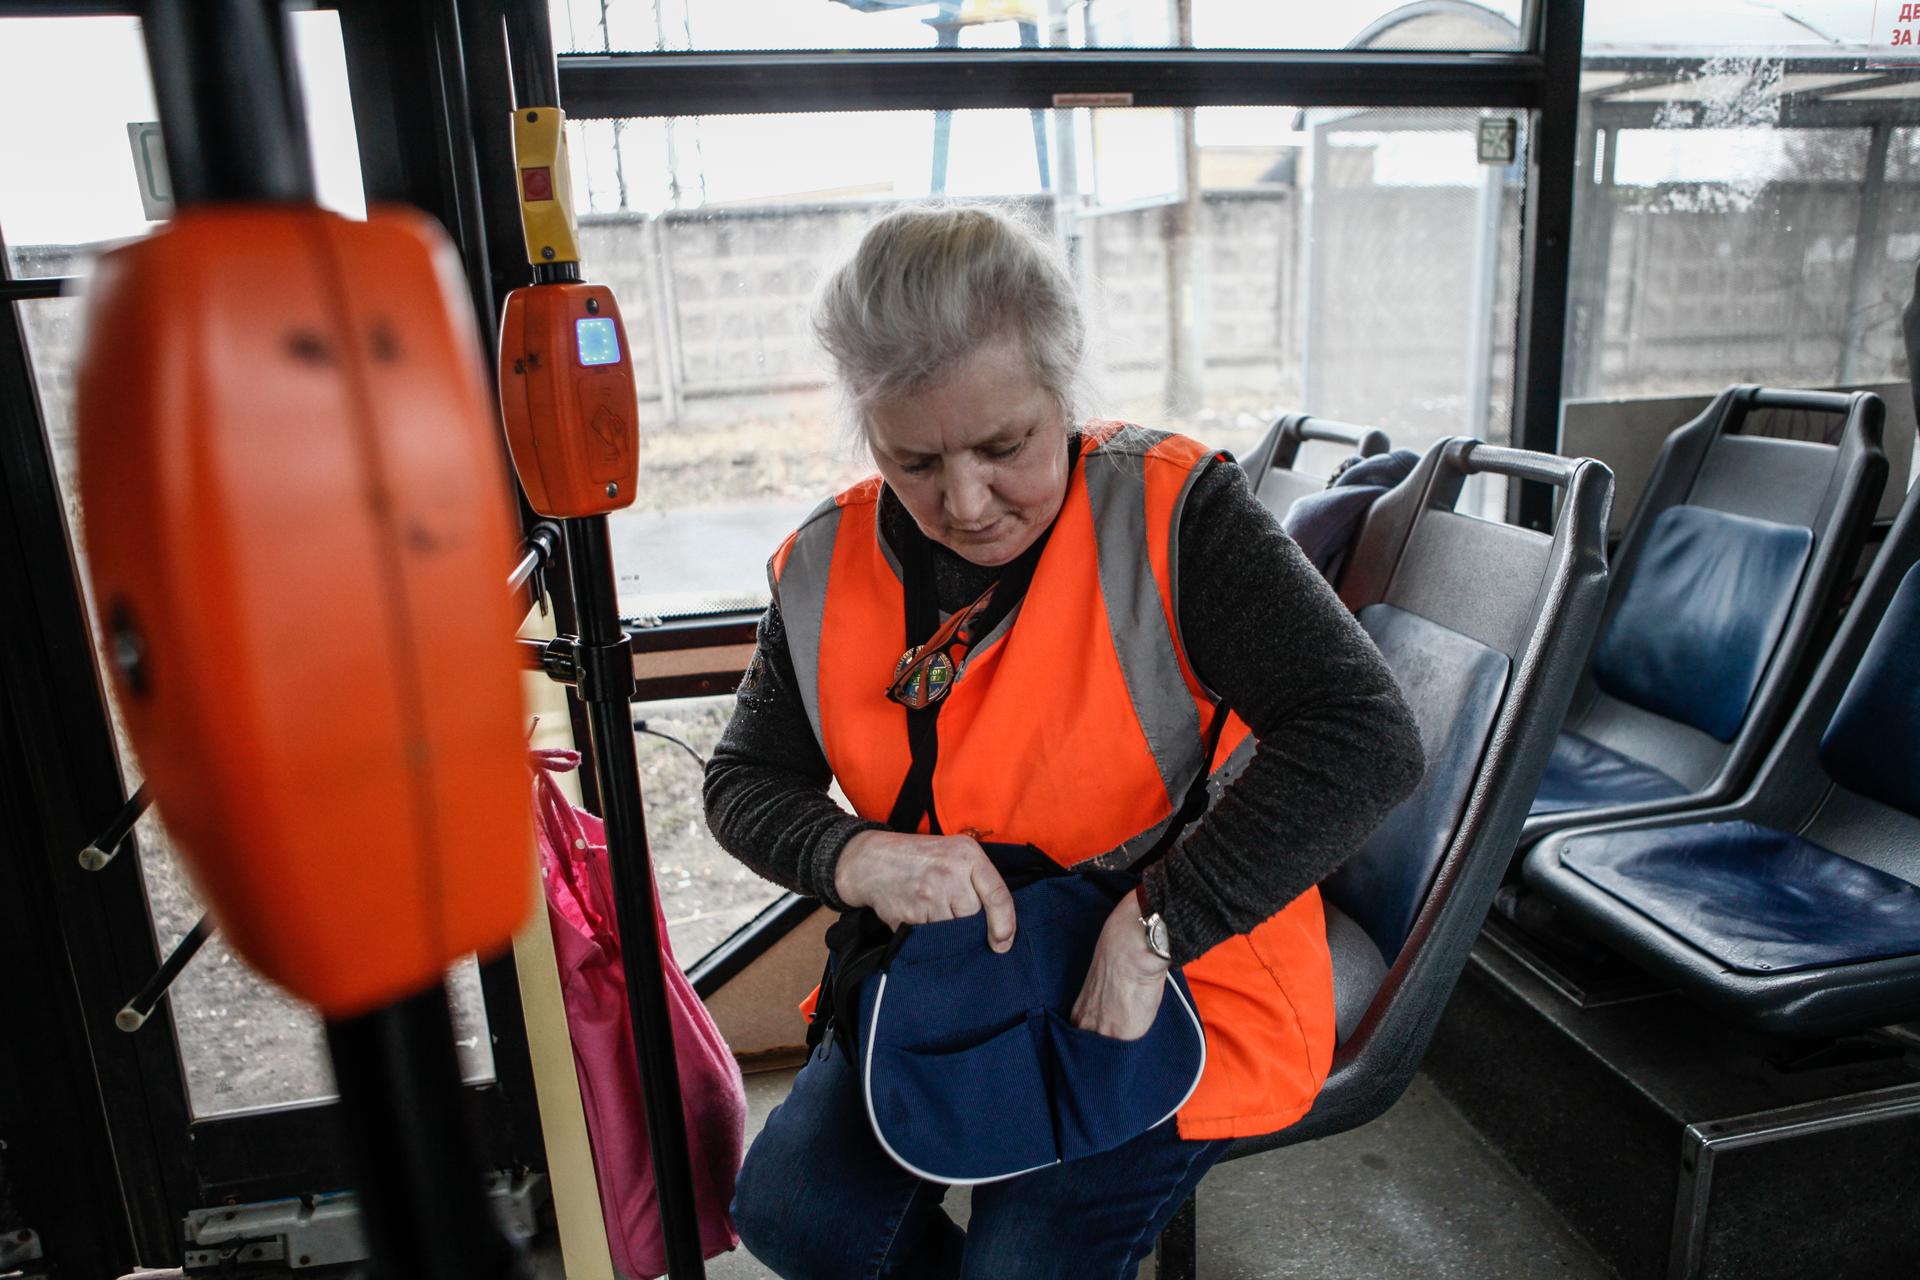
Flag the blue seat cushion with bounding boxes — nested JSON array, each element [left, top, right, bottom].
[[1592, 505, 1813, 742], [1561, 820, 1920, 974], [1820, 561, 1920, 819], [1530, 731, 1689, 816], [1323, 604, 1509, 961]]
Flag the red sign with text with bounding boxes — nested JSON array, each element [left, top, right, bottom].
[[1874, 2, 1920, 48]]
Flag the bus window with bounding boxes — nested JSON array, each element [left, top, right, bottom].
[[631, 694, 848, 962], [568, 100, 1526, 956], [1565, 21, 1920, 404], [568, 102, 1524, 621], [1, 10, 492, 1119]]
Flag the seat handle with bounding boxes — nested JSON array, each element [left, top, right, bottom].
[[1747, 388, 1857, 415], [1456, 441, 1581, 489], [1271, 414, 1391, 470], [1291, 417, 1390, 454]]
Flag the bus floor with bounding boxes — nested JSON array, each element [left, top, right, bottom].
[[655, 1065, 1616, 1280]]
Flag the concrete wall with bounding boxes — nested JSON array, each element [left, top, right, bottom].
[[14, 175, 1915, 466]]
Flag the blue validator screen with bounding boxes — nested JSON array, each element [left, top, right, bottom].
[[575, 316, 621, 366]]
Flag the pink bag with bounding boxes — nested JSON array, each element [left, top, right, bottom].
[[531, 748, 746, 1279]]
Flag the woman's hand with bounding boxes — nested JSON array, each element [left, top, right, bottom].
[[833, 830, 1017, 951], [1069, 890, 1170, 1040]]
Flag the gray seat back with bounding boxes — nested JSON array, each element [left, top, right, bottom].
[[1232, 439, 1614, 1157], [1243, 413, 1390, 518]]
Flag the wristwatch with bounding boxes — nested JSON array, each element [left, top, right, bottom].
[[1140, 908, 1172, 963]]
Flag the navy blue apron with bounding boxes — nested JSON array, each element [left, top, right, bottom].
[[838, 843, 1206, 1185]]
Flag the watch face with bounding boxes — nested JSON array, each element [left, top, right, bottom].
[[1147, 914, 1171, 960]]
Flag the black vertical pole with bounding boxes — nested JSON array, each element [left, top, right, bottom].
[[499, 3, 708, 1274], [1154, 1195, 1199, 1280], [1509, 0, 1586, 531], [142, 0, 315, 206], [326, 986, 528, 1280], [139, 4, 523, 1276], [561, 517, 707, 1279]]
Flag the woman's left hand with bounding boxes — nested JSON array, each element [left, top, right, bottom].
[[1069, 889, 1171, 1040]]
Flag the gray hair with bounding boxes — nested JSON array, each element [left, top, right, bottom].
[[812, 204, 1086, 429]]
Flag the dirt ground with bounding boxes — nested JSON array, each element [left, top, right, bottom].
[[631, 695, 779, 965], [129, 694, 745, 1117], [625, 396, 1285, 514], [128, 692, 770, 1116]]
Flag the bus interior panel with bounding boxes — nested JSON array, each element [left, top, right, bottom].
[[3, 2, 1919, 1279]]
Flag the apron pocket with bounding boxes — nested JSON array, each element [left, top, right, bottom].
[[866, 1009, 1058, 1184], [1043, 980, 1206, 1162]]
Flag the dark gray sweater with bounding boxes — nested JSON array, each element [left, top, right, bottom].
[[700, 444, 1425, 966]]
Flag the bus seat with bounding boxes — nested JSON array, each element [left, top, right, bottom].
[[1322, 902, 1387, 1046], [1517, 386, 1887, 855], [1155, 438, 1612, 1280], [1247, 437, 1613, 1148], [1322, 602, 1511, 963], [1524, 479, 1920, 1038], [1240, 412, 1391, 518]]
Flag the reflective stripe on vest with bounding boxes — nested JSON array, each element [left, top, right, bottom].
[[770, 423, 1336, 1141]]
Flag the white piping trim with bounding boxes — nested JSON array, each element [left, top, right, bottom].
[[861, 973, 1060, 1186], [1153, 976, 1209, 1130]]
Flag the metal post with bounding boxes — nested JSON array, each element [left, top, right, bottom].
[[142, 0, 315, 206], [929, 0, 963, 196], [1044, 0, 1085, 296], [1163, 0, 1203, 420], [497, 4, 706, 1269], [1508, 0, 1586, 531], [1299, 121, 1330, 413], [1021, 20, 1051, 190], [136, 4, 526, 1274], [1839, 122, 1892, 386], [1464, 138, 1504, 519], [1568, 120, 1619, 401], [431, 0, 501, 329], [325, 985, 528, 1280], [648, 214, 687, 428], [1154, 1193, 1198, 1280], [561, 515, 708, 1280]]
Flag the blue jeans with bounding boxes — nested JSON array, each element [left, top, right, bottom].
[[732, 1035, 1232, 1280]]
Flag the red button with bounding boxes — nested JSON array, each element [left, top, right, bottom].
[[521, 167, 553, 201]]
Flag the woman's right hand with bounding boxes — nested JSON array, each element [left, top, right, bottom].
[[833, 830, 1017, 952]]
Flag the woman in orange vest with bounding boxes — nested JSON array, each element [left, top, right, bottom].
[[704, 204, 1423, 1279]]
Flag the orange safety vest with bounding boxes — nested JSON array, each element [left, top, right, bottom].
[[772, 422, 1336, 1141]]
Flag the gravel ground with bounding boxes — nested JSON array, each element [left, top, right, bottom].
[[623, 397, 1284, 515], [133, 813, 494, 1117], [128, 693, 773, 1117], [631, 694, 787, 965]]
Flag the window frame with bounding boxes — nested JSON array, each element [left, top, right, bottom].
[[534, 0, 1580, 631], [0, 0, 1588, 1268]]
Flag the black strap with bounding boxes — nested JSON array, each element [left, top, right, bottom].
[[1127, 700, 1229, 876], [886, 523, 948, 832], [884, 438, 1076, 833]]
